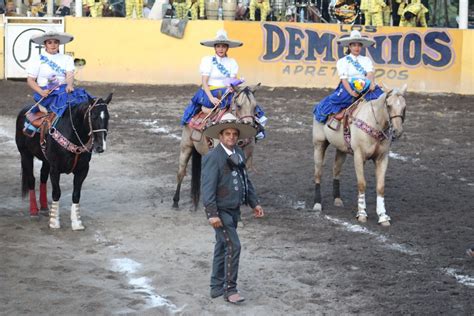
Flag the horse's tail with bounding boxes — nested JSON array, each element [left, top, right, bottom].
[[16, 108, 29, 198], [190, 147, 201, 211]]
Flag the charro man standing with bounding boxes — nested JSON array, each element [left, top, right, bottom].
[[201, 113, 265, 304]]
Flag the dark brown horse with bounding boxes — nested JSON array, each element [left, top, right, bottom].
[[15, 94, 112, 230]]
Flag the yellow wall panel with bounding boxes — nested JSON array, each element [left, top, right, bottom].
[[63, 17, 473, 94], [0, 25, 4, 80], [460, 30, 474, 94]]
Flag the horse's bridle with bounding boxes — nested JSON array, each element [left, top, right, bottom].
[[369, 90, 406, 141], [386, 90, 406, 124], [231, 87, 255, 123], [68, 98, 109, 153], [389, 108, 406, 123], [84, 100, 109, 136]]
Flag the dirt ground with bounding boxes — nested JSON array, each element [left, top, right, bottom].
[[0, 80, 473, 315]]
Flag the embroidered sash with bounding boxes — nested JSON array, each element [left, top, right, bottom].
[[346, 56, 367, 76], [40, 54, 67, 75], [212, 56, 231, 78]]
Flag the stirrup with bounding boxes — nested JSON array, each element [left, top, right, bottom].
[[23, 126, 37, 138], [190, 129, 203, 142]]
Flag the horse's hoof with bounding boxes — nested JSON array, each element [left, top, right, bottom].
[[357, 215, 367, 223], [40, 208, 49, 216], [172, 202, 179, 209], [312, 203, 322, 212], [72, 223, 85, 231], [378, 214, 391, 225], [334, 198, 344, 207], [49, 222, 61, 229]]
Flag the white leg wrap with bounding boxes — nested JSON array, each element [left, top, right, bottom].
[[376, 196, 391, 223], [356, 210, 368, 218], [71, 203, 85, 231], [357, 193, 366, 212], [49, 201, 60, 229]]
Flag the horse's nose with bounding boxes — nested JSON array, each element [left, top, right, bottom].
[[95, 146, 104, 153], [393, 128, 404, 140]]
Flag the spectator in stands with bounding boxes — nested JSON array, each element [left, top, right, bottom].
[[0, 0, 5, 14], [55, 0, 72, 16], [5, 0, 18, 16], [235, 0, 249, 20], [143, 0, 152, 17], [173, 0, 187, 19], [249, 0, 270, 21], [126, 0, 143, 17], [391, 0, 401, 25], [382, 0, 391, 25], [86, 0, 107, 17], [398, 0, 427, 27], [360, 0, 386, 26], [30, 0, 47, 17], [188, 0, 204, 20]]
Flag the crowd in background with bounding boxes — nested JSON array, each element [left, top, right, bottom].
[[0, 0, 472, 28]]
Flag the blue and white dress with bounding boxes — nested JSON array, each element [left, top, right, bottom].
[[313, 54, 384, 123], [26, 51, 92, 117], [181, 55, 239, 126]]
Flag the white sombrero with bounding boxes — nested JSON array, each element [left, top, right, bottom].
[[204, 113, 257, 140], [337, 30, 375, 48], [31, 31, 74, 45], [200, 29, 243, 48]]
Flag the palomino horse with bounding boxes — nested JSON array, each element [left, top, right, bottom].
[[173, 85, 259, 210], [15, 94, 112, 230], [312, 85, 407, 226]]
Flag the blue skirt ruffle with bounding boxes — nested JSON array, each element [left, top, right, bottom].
[[313, 83, 384, 123], [181, 87, 233, 125], [32, 84, 94, 117]]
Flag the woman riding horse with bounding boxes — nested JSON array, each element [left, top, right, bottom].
[[181, 29, 242, 126], [313, 30, 383, 124], [180, 29, 266, 138], [24, 31, 93, 131]]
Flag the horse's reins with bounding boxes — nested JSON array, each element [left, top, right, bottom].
[[369, 89, 406, 141], [343, 89, 404, 152], [201, 89, 233, 122], [48, 99, 107, 173]]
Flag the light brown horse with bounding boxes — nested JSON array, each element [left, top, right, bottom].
[[312, 85, 407, 226], [172, 85, 259, 210]]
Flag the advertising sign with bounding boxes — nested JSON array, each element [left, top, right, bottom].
[[4, 17, 64, 78]]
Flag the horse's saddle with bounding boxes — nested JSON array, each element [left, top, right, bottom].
[[23, 111, 56, 139], [327, 109, 349, 131], [189, 109, 227, 144], [189, 109, 227, 132], [326, 97, 365, 131]]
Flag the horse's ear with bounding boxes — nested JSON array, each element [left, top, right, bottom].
[[400, 84, 408, 95], [250, 83, 261, 94], [381, 82, 389, 91], [105, 93, 113, 104]]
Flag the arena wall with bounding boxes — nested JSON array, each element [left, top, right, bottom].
[[0, 17, 467, 95], [0, 22, 4, 80]]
